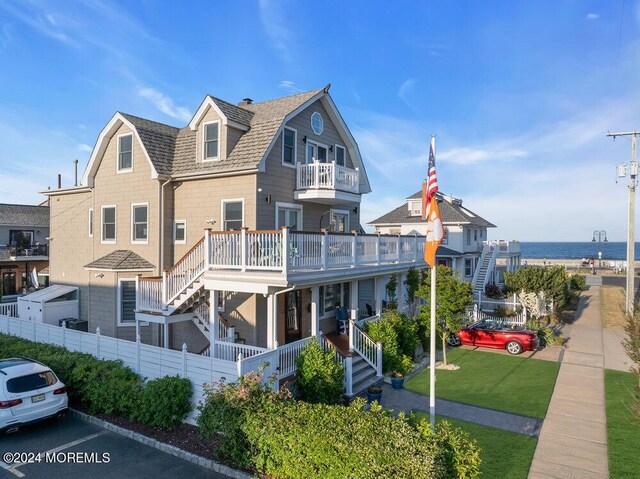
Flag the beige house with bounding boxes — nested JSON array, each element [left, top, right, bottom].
[[43, 86, 426, 395]]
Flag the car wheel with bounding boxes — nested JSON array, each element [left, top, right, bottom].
[[506, 341, 523, 355], [447, 334, 461, 347]]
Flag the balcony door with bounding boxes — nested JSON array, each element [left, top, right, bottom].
[[9, 230, 33, 247], [284, 290, 302, 343], [2, 272, 16, 296], [305, 141, 328, 163]]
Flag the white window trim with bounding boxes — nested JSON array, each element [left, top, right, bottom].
[[330, 208, 350, 232], [275, 202, 303, 229], [174, 219, 187, 244], [221, 198, 245, 230], [131, 202, 149, 245], [116, 133, 133, 174], [88, 208, 93, 238], [464, 258, 474, 277], [311, 111, 324, 135], [117, 278, 146, 327], [281, 126, 297, 168], [305, 140, 330, 164], [101, 205, 116, 244], [334, 144, 346, 167], [202, 120, 221, 162]]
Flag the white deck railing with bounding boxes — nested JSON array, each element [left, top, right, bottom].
[[349, 320, 382, 376], [296, 161, 359, 193], [203, 342, 270, 362], [165, 238, 206, 303], [483, 239, 520, 255], [0, 303, 18, 318], [136, 277, 163, 312], [277, 336, 313, 377]]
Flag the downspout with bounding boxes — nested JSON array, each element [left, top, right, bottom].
[[159, 178, 172, 348]]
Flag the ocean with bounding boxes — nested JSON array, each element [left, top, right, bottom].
[[520, 242, 640, 260]]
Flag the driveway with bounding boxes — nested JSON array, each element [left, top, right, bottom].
[[0, 414, 231, 479]]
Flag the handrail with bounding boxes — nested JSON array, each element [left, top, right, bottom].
[[166, 237, 204, 274], [278, 336, 313, 377], [471, 243, 490, 289], [349, 321, 381, 375], [165, 237, 206, 304]]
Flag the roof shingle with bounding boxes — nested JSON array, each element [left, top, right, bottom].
[[0, 204, 49, 227], [84, 250, 154, 270]]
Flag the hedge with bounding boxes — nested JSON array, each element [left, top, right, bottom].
[[198, 368, 481, 478], [0, 334, 192, 429]]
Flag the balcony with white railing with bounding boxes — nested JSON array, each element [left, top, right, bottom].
[[483, 240, 521, 255], [295, 161, 360, 204]]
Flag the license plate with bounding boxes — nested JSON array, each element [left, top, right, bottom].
[[31, 393, 45, 403]]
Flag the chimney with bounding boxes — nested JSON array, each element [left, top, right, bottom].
[[73, 159, 78, 186], [238, 98, 253, 106], [57, 174, 61, 189]]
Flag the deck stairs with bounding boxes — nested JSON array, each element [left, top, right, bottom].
[[472, 243, 499, 297]]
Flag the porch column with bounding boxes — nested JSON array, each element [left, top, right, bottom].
[[397, 272, 406, 312], [452, 257, 457, 275], [374, 276, 384, 316], [349, 280, 359, 322], [267, 293, 278, 349], [163, 323, 169, 349], [310, 286, 320, 337], [210, 290, 218, 355]]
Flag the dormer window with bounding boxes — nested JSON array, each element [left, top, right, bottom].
[[118, 134, 133, 172], [203, 121, 220, 161], [409, 200, 422, 216]]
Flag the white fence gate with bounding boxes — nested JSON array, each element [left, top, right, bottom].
[[0, 315, 278, 424]]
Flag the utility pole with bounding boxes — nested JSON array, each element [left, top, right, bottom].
[[608, 131, 639, 316]]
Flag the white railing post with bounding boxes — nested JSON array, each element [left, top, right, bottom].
[[136, 334, 141, 373], [321, 229, 328, 271], [282, 226, 290, 276], [314, 161, 320, 188], [62, 321, 66, 348], [351, 230, 357, 268], [296, 164, 301, 189], [237, 352, 243, 378], [348, 318, 355, 352], [376, 342, 383, 377], [414, 234, 419, 262], [204, 229, 211, 268], [96, 327, 101, 359], [241, 227, 248, 272], [376, 232, 381, 265], [395, 234, 401, 262], [345, 356, 353, 396], [228, 326, 236, 342], [161, 271, 168, 309], [354, 167, 359, 194], [182, 343, 188, 377], [135, 275, 140, 310], [331, 161, 337, 188]]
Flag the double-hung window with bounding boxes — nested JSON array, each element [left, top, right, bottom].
[[118, 134, 133, 172], [335, 145, 346, 166], [276, 203, 302, 230], [203, 122, 219, 161], [174, 220, 186, 244], [222, 200, 243, 230], [465, 259, 473, 277], [131, 204, 148, 243], [118, 279, 136, 325], [466, 228, 471, 245], [102, 206, 116, 243], [282, 127, 297, 166]]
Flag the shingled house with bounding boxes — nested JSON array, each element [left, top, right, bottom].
[[42, 86, 427, 395], [0, 203, 49, 302], [368, 191, 521, 296]]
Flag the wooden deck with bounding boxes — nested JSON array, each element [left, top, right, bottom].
[[323, 332, 355, 357]]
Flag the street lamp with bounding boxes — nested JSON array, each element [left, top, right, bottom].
[[592, 230, 608, 271]]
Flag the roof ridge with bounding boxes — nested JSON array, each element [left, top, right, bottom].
[[0, 203, 48, 207], [119, 112, 181, 131], [248, 87, 325, 106], [209, 96, 254, 115]]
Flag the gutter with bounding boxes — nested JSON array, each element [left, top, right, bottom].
[[171, 168, 259, 181]]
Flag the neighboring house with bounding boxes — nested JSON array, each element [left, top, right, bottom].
[[42, 86, 426, 395], [0, 204, 50, 302], [368, 191, 521, 296]]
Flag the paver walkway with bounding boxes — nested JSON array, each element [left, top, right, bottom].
[[379, 383, 542, 436], [528, 287, 609, 479]]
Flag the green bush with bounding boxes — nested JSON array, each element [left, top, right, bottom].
[[365, 310, 418, 374], [525, 320, 565, 348], [132, 376, 192, 428], [295, 338, 344, 404], [569, 275, 587, 291]]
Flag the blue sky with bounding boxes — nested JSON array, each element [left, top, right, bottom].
[[1, 0, 639, 241]]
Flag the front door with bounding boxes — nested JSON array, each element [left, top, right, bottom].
[[2, 272, 16, 296], [285, 290, 302, 343]]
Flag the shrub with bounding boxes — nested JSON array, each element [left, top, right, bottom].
[[505, 266, 571, 312], [525, 320, 564, 348], [366, 315, 400, 372], [484, 283, 502, 299], [295, 338, 344, 404], [569, 275, 587, 291], [385, 274, 398, 310], [132, 376, 192, 428]]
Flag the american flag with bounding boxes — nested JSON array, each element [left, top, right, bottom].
[[426, 136, 438, 201]]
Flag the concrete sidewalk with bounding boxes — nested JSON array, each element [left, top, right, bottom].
[[528, 287, 609, 479], [379, 383, 542, 437]]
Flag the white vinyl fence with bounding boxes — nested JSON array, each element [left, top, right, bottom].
[[0, 315, 278, 424], [0, 303, 18, 318]]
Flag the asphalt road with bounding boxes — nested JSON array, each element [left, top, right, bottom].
[[601, 275, 640, 290], [0, 414, 231, 479]]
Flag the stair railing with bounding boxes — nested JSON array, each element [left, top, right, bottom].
[[349, 320, 382, 376], [164, 237, 206, 305]]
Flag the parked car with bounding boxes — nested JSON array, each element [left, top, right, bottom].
[[448, 320, 540, 355], [0, 358, 68, 433]]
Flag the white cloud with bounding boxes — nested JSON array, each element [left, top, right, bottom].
[[136, 87, 192, 123], [438, 146, 528, 165], [279, 80, 303, 93], [398, 78, 418, 107], [586, 13, 599, 20], [258, 0, 293, 61], [77, 143, 92, 152]]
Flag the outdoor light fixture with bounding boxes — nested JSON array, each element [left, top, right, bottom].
[[353, 206, 358, 214], [329, 145, 333, 152], [302, 135, 307, 143]]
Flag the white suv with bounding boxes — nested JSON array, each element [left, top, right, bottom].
[[0, 358, 68, 433]]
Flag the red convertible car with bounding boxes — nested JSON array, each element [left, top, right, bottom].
[[448, 320, 540, 355]]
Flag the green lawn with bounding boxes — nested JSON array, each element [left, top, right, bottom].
[[605, 369, 640, 479], [412, 412, 537, 479], [405, 348, 560, 418]]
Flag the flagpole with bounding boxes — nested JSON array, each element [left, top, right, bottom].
[[429, 264, 436, 426]]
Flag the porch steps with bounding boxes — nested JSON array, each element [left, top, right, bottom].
[[350, 355, 378, 396], [473, 254, 493, 295]]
